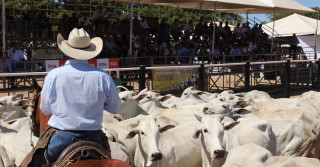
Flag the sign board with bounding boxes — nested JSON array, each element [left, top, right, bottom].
[[45, 58, 119, 72], [152, 67, 199, 94]]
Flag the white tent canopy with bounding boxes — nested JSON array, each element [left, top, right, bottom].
[[216, 0, 315, 14], [149, 0, 271, 10], [116, 0, 271, 10], [263, 13, 320, 37]]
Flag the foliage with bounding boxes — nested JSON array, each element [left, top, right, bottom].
[[3, 0, 242, 25], [267, 7, 320, 21]]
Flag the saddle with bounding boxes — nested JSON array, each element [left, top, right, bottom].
[[52, 141, 111, 167]]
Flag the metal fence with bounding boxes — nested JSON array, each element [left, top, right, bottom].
[[0, 60, 320, 98]]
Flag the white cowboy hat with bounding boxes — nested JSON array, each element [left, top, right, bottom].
[[57, 28, 103, 60]]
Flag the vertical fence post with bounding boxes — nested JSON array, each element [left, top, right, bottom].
[[199, 64, 205, 91], [245, 61, 250, 91], [317, 59, 320, 90], [139, 65, 146, 92], [285, 60, 290, 98]]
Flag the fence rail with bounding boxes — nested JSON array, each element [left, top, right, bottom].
[[1, 60, 320, 98]]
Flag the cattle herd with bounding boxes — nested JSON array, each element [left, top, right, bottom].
[[0, 87, 320, 167]]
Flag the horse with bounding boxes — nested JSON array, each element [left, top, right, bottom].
[[30, 78, 131, 167]]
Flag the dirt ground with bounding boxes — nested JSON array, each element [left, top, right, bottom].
[[0, 74, 309, 99]]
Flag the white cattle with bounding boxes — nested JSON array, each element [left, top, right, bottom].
[[243, 90, 273, 104], [246, 97, 320, 158], [181, 87, 216, 103], [0, 145, 14, 167], [126, 117, 203, 167], [193, 114, 242, 167], [109, 141, 132, 164], [222, 143, 273, 167], [119, 93, 148, 119], [264, 156, 320, 167], [125, 118, 175, 167], [0, 119, 38, 166], [229, 116, 277, 155], [0, 94, 30, 122]]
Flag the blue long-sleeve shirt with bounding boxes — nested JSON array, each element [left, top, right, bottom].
[[40, 60, 121, 130]]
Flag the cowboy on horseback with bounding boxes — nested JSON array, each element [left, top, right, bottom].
[[21, 28, 121, 167]]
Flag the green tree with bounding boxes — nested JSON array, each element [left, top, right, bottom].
[[267, 7, 320, 21]]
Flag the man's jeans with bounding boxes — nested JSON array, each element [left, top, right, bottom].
[[29, 129, 105, 167]]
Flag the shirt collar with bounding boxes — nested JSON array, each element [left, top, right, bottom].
[[65, 59, 89, 66]]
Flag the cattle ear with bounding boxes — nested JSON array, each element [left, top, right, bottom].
[[223, 121, 240, 130], [160, 125, 175, 133], [232, 108, 251, 115], [126, 130, 139, 139], [159, 95, 171, 102], [13, 99, 30, 107], [219, 115, 225, 121], [193, 129, 202, 139], [194, 114, 202, 122], [134, 94, 147, 101], [196, 92, 205, 95]]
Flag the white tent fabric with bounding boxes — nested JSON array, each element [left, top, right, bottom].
[[115, 0, 272, 10], [263, 14, 320, 37], [216, 0, 315, 14], [149, 0, 271, 10], [297, 35, 320, 61]]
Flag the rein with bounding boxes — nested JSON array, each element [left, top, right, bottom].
[[31, 91, 41, 138]]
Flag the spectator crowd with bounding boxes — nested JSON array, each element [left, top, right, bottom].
[[3, 7, 273, 66]]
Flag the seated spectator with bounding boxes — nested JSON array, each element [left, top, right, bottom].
[[184, 20, 194, 37], [9, 41, 25, 72], [115, 35, 128, 58], [133, 38, 142, 63], [173, 43, 189, 64], [111, 71, 122, 86], [140, 16, 149, 30], [9, 41, 26, 87], [107, 22, 121, 36], [104, 35, 117, 57], [198, 43, 212, 63], [79, 14, 90, 29], [249, 40, 258, 53], [92, 6, 106, 32]]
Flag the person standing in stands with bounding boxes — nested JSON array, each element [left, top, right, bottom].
[[9, 41, 25, 72], [289, 33, 300, 60]]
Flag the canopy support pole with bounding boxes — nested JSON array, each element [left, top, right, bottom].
[[2, 0, 5, 72], [271, 8, 276, 53], [129, 0, 133, 59], [315, 11, 319, 60], [246, 10, 248, 23], [212, 1, 217, 53]]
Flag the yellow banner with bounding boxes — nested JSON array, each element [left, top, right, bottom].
[[152, 67, 198, 92]]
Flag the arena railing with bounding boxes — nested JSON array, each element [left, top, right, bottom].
[[0, 60, 319, 98]]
